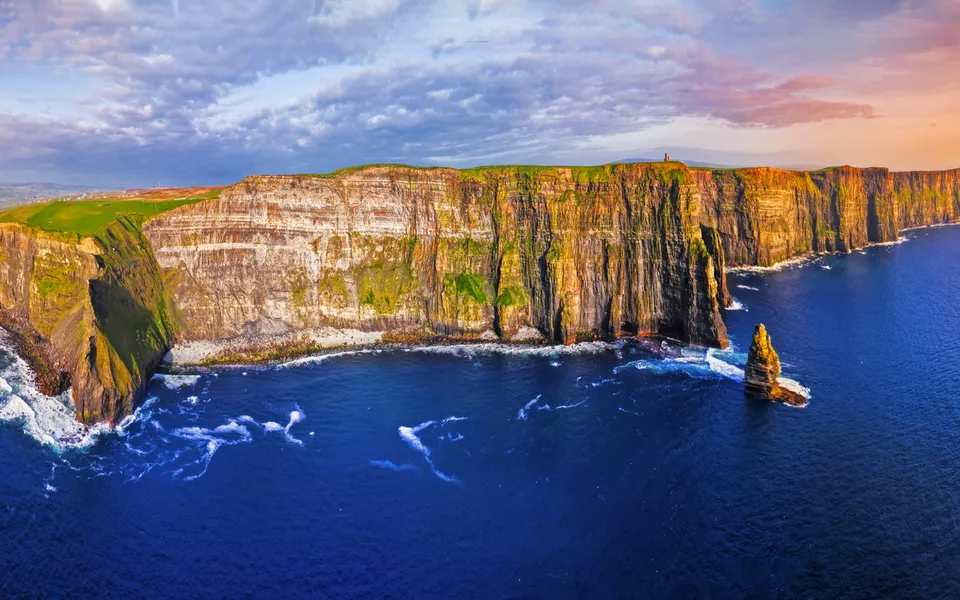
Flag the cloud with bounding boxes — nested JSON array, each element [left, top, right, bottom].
[[1, 0, 947, 186]]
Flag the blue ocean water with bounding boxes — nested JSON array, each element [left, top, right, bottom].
[[2, 226, 960, 599]]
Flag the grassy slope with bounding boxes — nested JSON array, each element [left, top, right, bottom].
[[0, 189, 220, 238]]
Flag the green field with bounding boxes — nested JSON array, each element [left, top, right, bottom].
[[0, 191, 217, 238]]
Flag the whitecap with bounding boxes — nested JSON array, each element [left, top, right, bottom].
[[728, 253, 816, 274], [277, 349, 376, 368], [153, 374, 200, 390], [263, 421, 283, 432], [0, 338, 109, 451], [370, 459, 419, 473], [778, 377, 812, 399], [726, 298, 747, 311], [284, 409, 305, 446], [399, 420, 434, 456], [517, 395, 542, 420], [736, 285, 760, 291]]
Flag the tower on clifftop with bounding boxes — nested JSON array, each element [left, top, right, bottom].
[[664, 153, 671, 162]]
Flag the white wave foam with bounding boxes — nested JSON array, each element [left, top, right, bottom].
[[409, 340, 621, 360], [154, 374, 200, 390], [736, 285, 760, 291], [0, 335, 110, 451], [705, 349, 746, 381], [728, 253, 816, 274], [517, 395, 541, 420], [778, 377, 812, 399], [820, 264, 832, 270], [397, 417, 466, 484], [0, 377, 12, 394], [616, 348, 745, 383], [726, 298, 747, 311], [277, 349, 378, 368], [872, 236, 908, 247], [284, 409, 305, 445], [399, 420, 434, 456], [370, 459, 419, 472], [262, 421, 283, 432]]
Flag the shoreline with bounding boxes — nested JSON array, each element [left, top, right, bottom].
[[161, 325, 558, 369], [727, 219, 960, 274]]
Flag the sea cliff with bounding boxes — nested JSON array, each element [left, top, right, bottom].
[[1, 162, 958, 424]]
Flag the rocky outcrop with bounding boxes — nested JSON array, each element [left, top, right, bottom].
[[143, 164, 730, 350], [0, 218, 175, 424], [744, 324, 806, 407], [696, 166, 960, 266]]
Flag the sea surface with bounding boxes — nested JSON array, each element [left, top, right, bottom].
[[2, 225, 960, 599]]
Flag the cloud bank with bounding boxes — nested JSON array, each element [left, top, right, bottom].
[[0, 0, 954, 185]]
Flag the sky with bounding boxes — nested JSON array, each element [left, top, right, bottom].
[[0, 0, 958, 187]]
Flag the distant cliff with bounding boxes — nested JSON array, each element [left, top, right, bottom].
[[696, 166, 960, 266], [1, 162, 958, 425]]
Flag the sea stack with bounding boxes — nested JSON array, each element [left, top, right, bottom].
[[744, 324, 807, 407]]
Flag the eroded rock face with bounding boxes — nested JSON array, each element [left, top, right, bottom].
[[696, 166, 960, 267], [745, 324, 806, 407], [0, 218, 175, 424], [143, 164, 730, 350], [4, 162, 957, 425]]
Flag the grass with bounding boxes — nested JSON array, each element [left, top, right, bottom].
[[0, 189, 220, 238]]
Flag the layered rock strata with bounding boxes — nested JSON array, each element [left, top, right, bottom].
[[0, 218, 175, 424], [2, 162, 958, 424], [744, 323, 806, 407], [143, 164, 730, 350]]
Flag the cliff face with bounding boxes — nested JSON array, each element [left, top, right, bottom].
[[696, 167, 960, 266], [2, 162, 958, 426], [0, 218, 175, 424], [143, 164, 729, 349]]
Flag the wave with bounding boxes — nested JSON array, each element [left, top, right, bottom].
[[517, 395, 541, 420], [615, 348, 745, 383], [370, 459, 419, 473], [406, 340, 622, 359], [728, 253, 817, 274], [872, 236, 909, 247], [0, 333, 109, 451], [778, 377, 812, 400], [397, 417, 466, 484], [737, 285, 760, 291], [726, 298, 747, 311], [153, 374, 201, 390], [277, 349, 379, 368]]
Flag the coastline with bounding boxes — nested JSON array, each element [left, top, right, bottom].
[[727, 219, 960, 274]]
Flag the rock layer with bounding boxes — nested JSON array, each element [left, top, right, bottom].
[[0, 218, 175, 424], [744, 323, 806, 407], [1, 162, 958, 424], [143, 164, 730, 350], [696, 166, 960, 266]]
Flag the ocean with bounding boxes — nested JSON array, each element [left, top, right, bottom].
[[2, 225, 960, 599]]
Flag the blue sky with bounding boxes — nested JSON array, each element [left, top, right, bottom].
[[0, 0, 957, 187]]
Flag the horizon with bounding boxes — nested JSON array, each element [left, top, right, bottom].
[[8, 157, 960, 193], [1, 1, 958, 187]]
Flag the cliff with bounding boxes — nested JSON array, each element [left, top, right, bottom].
[[0, 217, 175, 424], [696, 166, 960, 266], [1, 161, 958, 425], [143, 164, 730, 350]]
